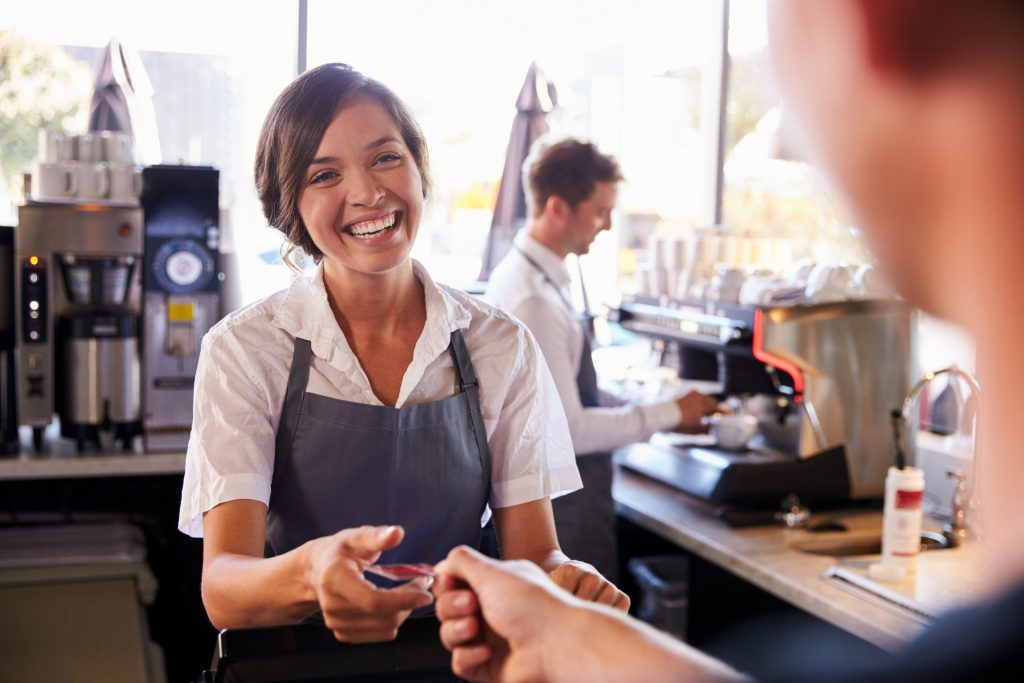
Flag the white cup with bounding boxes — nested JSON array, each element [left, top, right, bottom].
[[805, 262, 853, 303], [37, 130, 75, 164], [69, 161, 110, 199], [707, 264, 747, 303], [108, 164, 143, 200], [709, 413, 758, 450], [76, 132, 104, 162], [101, 131, 135, 165], [32, 162, 77, 200]]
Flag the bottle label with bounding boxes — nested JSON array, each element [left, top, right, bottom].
[[895, 489, 923, 510]]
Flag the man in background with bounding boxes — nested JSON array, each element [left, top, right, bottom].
[[487, 139, 719, 581], [437, 1, 1024, 681]]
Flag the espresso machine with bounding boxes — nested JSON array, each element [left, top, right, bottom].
[[140, 165, 221, 452], [615, 297, 917, 510], [15, 202, 144, 451], [1, 226, 18, 454]]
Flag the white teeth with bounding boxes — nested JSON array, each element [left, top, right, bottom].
[[348, 212, 397, 237]]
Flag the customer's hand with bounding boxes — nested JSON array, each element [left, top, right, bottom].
[[434, 546, 576, 683], [674, 390, 722, 433], [305, 525, 433, 643], [548, 559, 629, 611]]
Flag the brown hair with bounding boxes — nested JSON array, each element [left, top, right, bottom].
[[254, 63, 432, 265], [525, 139, 623, 217]]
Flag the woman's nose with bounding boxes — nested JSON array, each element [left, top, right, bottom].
[[347, 169, 384, 207]]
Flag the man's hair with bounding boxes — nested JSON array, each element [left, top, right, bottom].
[[525, 139, 623, 217], [254, 63, 431, 265]]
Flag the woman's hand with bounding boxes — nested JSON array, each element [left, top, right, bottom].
[[305, 525, 434, 642], [547, 560, 630, 611]]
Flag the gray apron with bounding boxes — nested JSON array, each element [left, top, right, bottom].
[[266, 330, 491, 568], [514, 248, 618, 582]]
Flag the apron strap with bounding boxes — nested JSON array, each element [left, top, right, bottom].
[[448, 330, 492, 499], [272, 337, 313, 486]]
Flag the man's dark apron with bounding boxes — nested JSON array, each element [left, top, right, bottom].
[[514, 248, 618, 582]]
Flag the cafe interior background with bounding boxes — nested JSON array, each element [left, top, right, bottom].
[[0, 0, 982, 681]]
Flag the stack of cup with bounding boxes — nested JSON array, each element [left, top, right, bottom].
[[32, 129, 142, 202]]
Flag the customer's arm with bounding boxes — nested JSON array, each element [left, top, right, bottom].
[[434, 546, 749, 683]]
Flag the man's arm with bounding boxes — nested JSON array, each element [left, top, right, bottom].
[[512, 295, 681, 453]]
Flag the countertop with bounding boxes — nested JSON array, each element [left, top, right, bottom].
[[613, 465, 984, 651], [2, 435, 984, 653]]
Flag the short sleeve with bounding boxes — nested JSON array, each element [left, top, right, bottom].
[[481, 322, 582, 509], [177, 330, 278, 537]]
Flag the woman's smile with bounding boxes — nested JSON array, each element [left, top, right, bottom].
[[343, 210, 402, 243]]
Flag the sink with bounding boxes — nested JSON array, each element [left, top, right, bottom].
[[787, 528, 956, 557]]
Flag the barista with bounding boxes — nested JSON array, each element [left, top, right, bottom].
[[487, 139, 720, 580], [178, 63, 627, 646]]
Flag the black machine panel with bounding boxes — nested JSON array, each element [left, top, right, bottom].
[[141, 165, 220, 294], [1, 226, 17, 453]]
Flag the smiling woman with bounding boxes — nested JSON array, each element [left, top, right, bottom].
[[178, 63, 629, 655]]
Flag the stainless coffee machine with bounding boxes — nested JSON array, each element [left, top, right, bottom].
[[141, 165, 221, 452], [15, 202, 144, 451], [615, 297, 917, 510]]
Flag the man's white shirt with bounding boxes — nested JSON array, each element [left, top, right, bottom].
[[486, 231, 681, 456]]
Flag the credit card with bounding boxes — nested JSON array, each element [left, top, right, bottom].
[[365, 563, 436, 581]]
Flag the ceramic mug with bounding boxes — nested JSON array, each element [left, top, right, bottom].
[[108, 164, 143, 200], [76, 132, 104, 162], [70, 161, 110, 199], [37, 129, 75, 164], [32, 162, 77, 200], [101, 131, 135, 165], [710, 413, 758, 450]]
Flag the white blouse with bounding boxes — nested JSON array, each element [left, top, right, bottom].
[[178, 260, 582, 537]]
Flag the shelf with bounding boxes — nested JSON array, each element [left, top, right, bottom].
[[0, 451, 185, 481]]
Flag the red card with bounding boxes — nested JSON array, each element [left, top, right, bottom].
[[365, 563, 436, 581]]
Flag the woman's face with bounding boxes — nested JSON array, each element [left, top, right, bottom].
[[297, 94, 423, 279]]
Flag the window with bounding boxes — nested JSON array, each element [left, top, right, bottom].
[[723, 0, 869, 270], [307, 0, 721, 309], [1, 0, 299, 305]]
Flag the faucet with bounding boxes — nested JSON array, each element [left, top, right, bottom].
[[945, 467, 969, 542], [893, 366, 981, 540]]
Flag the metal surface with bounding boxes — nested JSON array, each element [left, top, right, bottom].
[[63, 336, 140, 424], [14, 202, 143, 442], [140, 165, 221, 452], [142, 293, 218, 451], [617, 297, 917, 503], [758, 300, 917, 498]]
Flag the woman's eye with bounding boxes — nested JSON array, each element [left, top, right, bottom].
[[375, 152, 402, 165], [310, 169, 338, 185]]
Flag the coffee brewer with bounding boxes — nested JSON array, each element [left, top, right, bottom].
[[140, 165, 221, 452], [615, 297, 917, 510], [1, 226, 18, 454], [15, 202, 144, 451]]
